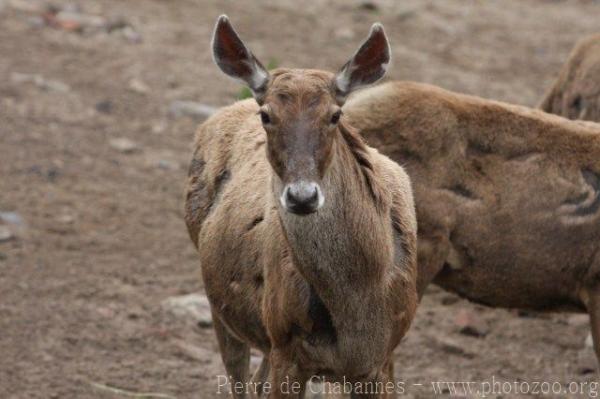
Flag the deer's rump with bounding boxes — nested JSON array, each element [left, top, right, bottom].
[[346, 81, 600, 311]]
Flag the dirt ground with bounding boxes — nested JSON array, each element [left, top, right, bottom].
[[2, 1, 600, 398]]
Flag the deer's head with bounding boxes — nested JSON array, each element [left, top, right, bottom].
[[211, 15, 390, 215]]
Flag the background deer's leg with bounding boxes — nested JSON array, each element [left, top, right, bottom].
[[213, 314, 251, 399], [587, 287, 600, 372]]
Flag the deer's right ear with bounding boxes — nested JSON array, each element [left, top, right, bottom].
[[212, 15, 269, 102]]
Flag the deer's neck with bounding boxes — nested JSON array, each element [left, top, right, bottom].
[[277, 128, 393, 316]]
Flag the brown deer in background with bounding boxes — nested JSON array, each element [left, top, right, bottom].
[[540, 33, 600, 122], [185, 16, 418, 398], [344, 81, 600, 366]]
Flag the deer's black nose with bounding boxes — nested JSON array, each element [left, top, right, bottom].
[[282, 181, 323, 215]]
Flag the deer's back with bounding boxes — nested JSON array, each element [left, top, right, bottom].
[[346, 82, 600, 310], [539, 34, 600, 122]]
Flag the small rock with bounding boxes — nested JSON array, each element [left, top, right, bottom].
[[516, 309, 541, 318], [53, 10, 106, 32], [586, 332, 594, 349], [95, 100, 113, 114], [169, 101, 217, 120], [0, 226, 14, 243], [105, 16, 129, 32], [250, 354, 262, 369], [0, 211, 23, 226], [62, 3, 81, 13], [440, 294, 460, 306], [26, 15, 45, 28], [10, 73, 70, 93], [173, 339, 212, 363], [568, 314, 589, 328], [151, 120, 167, 134], [306, 380, 327, 399], [96, 306, 115, 318], [358, 1, 379, 11], [42, 79, 70, 93], [577, 346, 597, 375], [435, 336, 476, 359], [454, 309, 489, 338], [128, 78, 149, 94], [396, 8, 417, 21], [161, 293, 212, 327], [157, 159, 177, 170], [56, 214, 75, 224], [121, 26, 142, 43], [334, 27, 355, 40], [109, 137, 139, 153], [8, 0, 44, 12]]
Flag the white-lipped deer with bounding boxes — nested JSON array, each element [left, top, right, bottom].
[[185, 16, 418, 398]]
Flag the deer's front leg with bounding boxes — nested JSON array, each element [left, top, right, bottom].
[[350, 364, 396, 399], [267, 349, 307, 398]]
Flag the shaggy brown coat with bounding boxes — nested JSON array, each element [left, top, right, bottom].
[[185, 18, 418, 398], [185, 92, 417, 397], [345, 81, 600, 357], [540, 34, 600, 122]]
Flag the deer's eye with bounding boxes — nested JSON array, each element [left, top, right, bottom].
[[260, 111, 271, 124], [330, 110, 342, 125]]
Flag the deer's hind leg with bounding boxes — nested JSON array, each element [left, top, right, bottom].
[[213, 313, 251, 398], [586, 287, 600, 373]]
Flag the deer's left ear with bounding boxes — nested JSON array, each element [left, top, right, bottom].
[[334, 23, 391, 103]]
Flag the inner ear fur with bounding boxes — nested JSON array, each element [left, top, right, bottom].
[[334, 23, 391, 102], [211, 15, 269, 101]]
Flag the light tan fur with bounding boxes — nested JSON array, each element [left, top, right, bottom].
[[540, 34, 600, 122], [185, 73, 418, 397], [345, 81, 600, 362]]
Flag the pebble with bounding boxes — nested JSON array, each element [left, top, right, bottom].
[[454, 309, 489, 338], [169, 101, 217, 120], [56, 214, 75, 224], [173, 339, 212, 363], [0, 226, 14, 243], [121, 26, 142, 43], [334, 27, 355, 40], [567, 314, 589, 328], [53, 10, 105, 32], [128, 78, 150, 94], [157, 159, 177, 170], [358, 1, 379, 11], [435, 336, 476, 359], [151, 121, 167, 134], [577, 344, 597, 375], [95, 100, 113, 114], [585, 332, 594, 348], [109, 137, 139, 153], [440, 293, 460, 306], [161, 293, 212, 328], [0, 211, 23, 226], [8, 0, 44, 12], [26, 16, 45, 28], [10, 72, 70, 93]]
